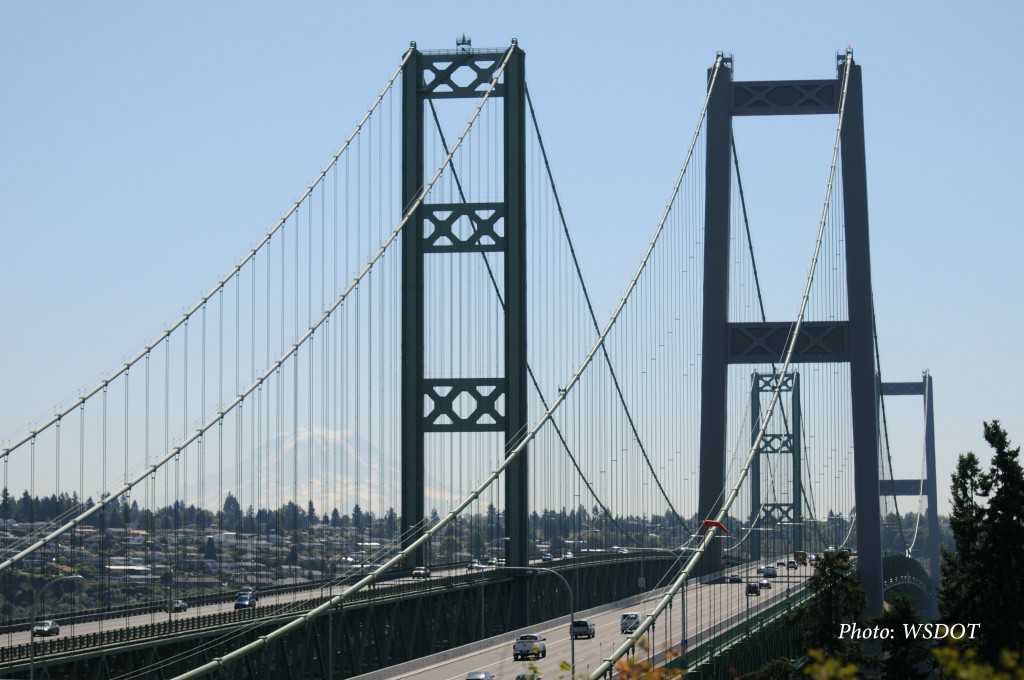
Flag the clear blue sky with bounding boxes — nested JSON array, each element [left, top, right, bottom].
[[2, 3, 1022, 516]]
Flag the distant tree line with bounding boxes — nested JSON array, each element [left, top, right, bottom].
[[1, 489, 696, 549]]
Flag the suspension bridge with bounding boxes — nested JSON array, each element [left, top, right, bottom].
[[0, 41, 939, 679]]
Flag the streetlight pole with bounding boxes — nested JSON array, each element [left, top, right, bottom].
[[681, 574, 688, 667], [573, 528, 599, 615], [484, 536, 510, 564], [501, 565, 575, 678], [746, 589, 752, 635], [30, 574, 83, 680], [159, 543, 173, 624]]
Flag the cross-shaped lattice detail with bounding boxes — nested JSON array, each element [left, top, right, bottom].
[[757, 433, 794, 455], [421, 56, 503, 98], [762, 504, 795, 523], [733, 82, 836, 111], [422, 379, 507, 432], [756, 372, 794, 393], [421, 203, 505, 252]]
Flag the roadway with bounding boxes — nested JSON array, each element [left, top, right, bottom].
[[5, 574, 377, 647], [7, 554, 810, 677], [5, 561, 526, 648], [366, 556, 811, 679]]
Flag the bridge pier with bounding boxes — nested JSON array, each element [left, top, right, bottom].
[[879, 372, 941, 618], [399, 42, 531, 612], [696, 52, 883, 616]]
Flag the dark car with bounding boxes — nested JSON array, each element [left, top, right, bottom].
[[620, 612, 641, 634], [541, 552, 553, 562], [170, 599, 188, 612], [31, 620, 60, 637], [729, 573, 743, 583], [234, 594, 255, 609], [570, 618, 596, 639], [746, 583, 761, 596]]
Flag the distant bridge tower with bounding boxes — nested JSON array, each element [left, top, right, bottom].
[[697, 51, 885, 616], [879, 371, 940, 617], [749, 371, 802, 562], [400, 41, 530, 570]]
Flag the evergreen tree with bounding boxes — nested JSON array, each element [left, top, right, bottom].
[[939, 451, 984, 629], [739, 658, 797, 680], [0, 487, 12, 519], [940, 421, 1024, 663], [383, 507, 397, 539], [17, 489, 33, 522], [223, 492, 241, 531], [976, 422, 1024, 659], [787, 550, 866, 662], [352, 504, 364, 537], [871, 592, 932, 679]]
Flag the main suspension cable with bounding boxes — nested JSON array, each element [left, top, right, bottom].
[[0, 47, 415, 466]]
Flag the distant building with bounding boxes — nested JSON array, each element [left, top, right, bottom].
[[174, 576, 220, 591]]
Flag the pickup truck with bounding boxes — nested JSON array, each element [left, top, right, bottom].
[[570, 619, 596, 639], [512, 633, 547, 660]]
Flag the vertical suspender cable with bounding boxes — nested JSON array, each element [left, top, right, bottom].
[[525, 85, 694, 538], [0, 46, 489, 582]]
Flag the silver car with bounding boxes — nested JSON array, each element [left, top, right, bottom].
[[32, 620, 60, 637]]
